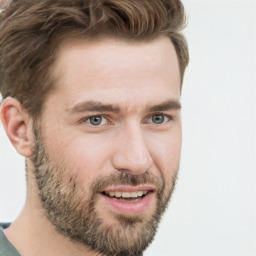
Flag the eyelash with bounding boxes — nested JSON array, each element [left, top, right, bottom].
[[145, 114, 173, 124], [83, 116, 110, 126], [81, 113, 173, 126]]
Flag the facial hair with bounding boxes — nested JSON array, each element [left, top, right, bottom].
[[31, 126, 178, 256]]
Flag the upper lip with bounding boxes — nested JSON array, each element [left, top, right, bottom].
[[102, 185, 155, 193]]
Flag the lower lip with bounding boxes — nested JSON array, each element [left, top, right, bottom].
[[100, 192, 155, 215]]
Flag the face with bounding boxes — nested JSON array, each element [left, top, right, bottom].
[[31, 37, 181, 256]]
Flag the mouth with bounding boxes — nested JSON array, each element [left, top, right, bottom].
[[102, 190, 150, 202], [100, 186, 155, 215]]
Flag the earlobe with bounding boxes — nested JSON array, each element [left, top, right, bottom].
[[0, 97, 34, 157]]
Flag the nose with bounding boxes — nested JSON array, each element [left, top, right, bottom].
[[111, 124, 153, 175]]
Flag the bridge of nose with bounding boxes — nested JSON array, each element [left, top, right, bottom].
[[111, 123, 153, 175]]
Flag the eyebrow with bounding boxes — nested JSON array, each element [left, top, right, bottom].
[[67, 99, 181, 114], [68, 101, 120, 114], [146, 100, 181, 112]]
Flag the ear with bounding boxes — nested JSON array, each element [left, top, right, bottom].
[[0, 97, 34, 157]]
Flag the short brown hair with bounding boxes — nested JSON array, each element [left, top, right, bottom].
[[0, 0, 189, 117]]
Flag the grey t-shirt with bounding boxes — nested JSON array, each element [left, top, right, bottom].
[[0, 223, 21, 256]]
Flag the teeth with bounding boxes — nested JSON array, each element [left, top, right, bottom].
[[105, 191, 149, 198], [109, 192, 116, 197], [115, 192, 122, 198], [137, 191, 143, 196]]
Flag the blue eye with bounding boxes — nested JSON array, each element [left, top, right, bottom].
[[149, 114, 170, 124], [152, 114, 164, 124], [87, 116, 107, 126]]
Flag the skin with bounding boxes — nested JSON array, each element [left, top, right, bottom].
[[0, 36, 181, 256]]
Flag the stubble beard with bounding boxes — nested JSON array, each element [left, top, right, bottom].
[[31, 127, 178, 256]]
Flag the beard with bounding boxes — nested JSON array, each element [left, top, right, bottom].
[[31, 126, 178, 256]]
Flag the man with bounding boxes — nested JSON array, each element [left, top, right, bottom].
[[0, 0, 189, 255]]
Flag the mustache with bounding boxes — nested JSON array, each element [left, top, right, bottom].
[[90, 171, 164, 195]]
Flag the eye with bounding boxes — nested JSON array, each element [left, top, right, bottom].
[[86, 116, 108, 126], [149, 114, 171, 124]]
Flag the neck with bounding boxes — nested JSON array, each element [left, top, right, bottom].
[[5, 170, 103, 256]]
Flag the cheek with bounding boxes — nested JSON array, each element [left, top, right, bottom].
[[45, 133, 113, 182], [148, 129, 182, 180]]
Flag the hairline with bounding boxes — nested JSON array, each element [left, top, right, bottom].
[[39, 34, 182, 120]]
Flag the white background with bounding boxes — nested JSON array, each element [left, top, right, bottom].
[[0, 0, 255, 255]]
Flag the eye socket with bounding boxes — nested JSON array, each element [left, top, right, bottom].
[[149, 114, 171, 124], [82, 114, 172, 126], [87, 116, 107, 126]]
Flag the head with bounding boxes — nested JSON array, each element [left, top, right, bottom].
[[0, 0, 188, 118], [0, 0, 189, 255]]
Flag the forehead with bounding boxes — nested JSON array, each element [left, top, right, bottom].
[[48, 37, 180, 111]]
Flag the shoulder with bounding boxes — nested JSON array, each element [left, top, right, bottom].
[[0, 223, 11, 230], [0, 223, 21, 256]]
